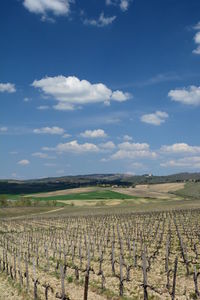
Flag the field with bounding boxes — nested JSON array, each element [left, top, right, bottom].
[[113, 183, 184, 200], [173, 182, 200, 199], [30, 190, 136, 201], [0, 182, 200, 300]]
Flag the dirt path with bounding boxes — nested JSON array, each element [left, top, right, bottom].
[[39, 207, 64, 214]]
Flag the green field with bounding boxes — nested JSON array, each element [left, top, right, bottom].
[[2, 183, 200, 219], [31, 190, 136, 201]]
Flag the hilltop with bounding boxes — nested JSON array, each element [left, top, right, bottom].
[[1, 172, 200, 194]]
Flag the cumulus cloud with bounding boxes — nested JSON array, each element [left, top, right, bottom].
[[0, 83, 16, 93], [118, 142, 150, 151], [32, 75, 131, 110], [43, 140, 99, 153], [168, 85, 200, 105], [22, 0, 131, 24], [123, 135, 133, 141], [141, 111, 169, 126], [23, 0, 72, 18], [111, 150, 156, 160], [80, 129, 107, 138], [99, 141, 116, 150], [193, 22, 200, 54], [84, 12, 116, 27], [161, 156, 200, 168], [160, 143, 200, 154], [33, 126, 65, 135], [17, 159, 30, 166], [111, 142, 156, 160]]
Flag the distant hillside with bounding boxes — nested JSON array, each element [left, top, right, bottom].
[[0, 172, 200, 194], [173, 182, 200, 199]]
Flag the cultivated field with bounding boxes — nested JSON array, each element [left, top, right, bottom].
[[0, 182, 200, 299], [1, 208, 200, 300], [18, 183, 185, 208], [113, 183, 184, 200]]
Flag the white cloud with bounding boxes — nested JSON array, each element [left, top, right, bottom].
[[32, 75, 131, 110], [120, 0, 131, 11], [106, 0, 132, 12], [10, 151, 18, 155], [0, 83, 16, 93], [33, 126, 65, 135], [141, 111, 169, 126], [0, 127, 8, 132], [160, 143, 200, 154], [62, 133, 71, 138], [194, 22, 200, 30], [43, 140, 99, 153], [100, 158, 109, 162], [123, 135, 132, 141], [24, 97, 31, 102], [99, 141, 115, 150], [194, 32, 200, 44], [111, 150, 156, 160], [161, 156, 200, 168], [80, 129, 107, 138], [84, 12, 116, 27], [17, 159, 30, 166], [53, 103, 75, 111], [111, 90, 130, 101], [23, 0, 71, 18], [32, 152, 49, 158], [193, 23, 200, 54], [168, 85, 200, 105], [111, 142, 156, 160], [118, 142, 150, 151]]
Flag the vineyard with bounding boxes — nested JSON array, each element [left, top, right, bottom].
[[0, 208, 200, 300]]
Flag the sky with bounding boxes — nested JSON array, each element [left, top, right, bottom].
[[1, 0, 200, 179]]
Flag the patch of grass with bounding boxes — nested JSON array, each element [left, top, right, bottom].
[[67, 276, 73, 283], [31, 190, 137, 201], [189, 292, 198, 299]]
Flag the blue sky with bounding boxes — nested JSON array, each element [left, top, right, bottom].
[[1, 0, 200, 179]]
